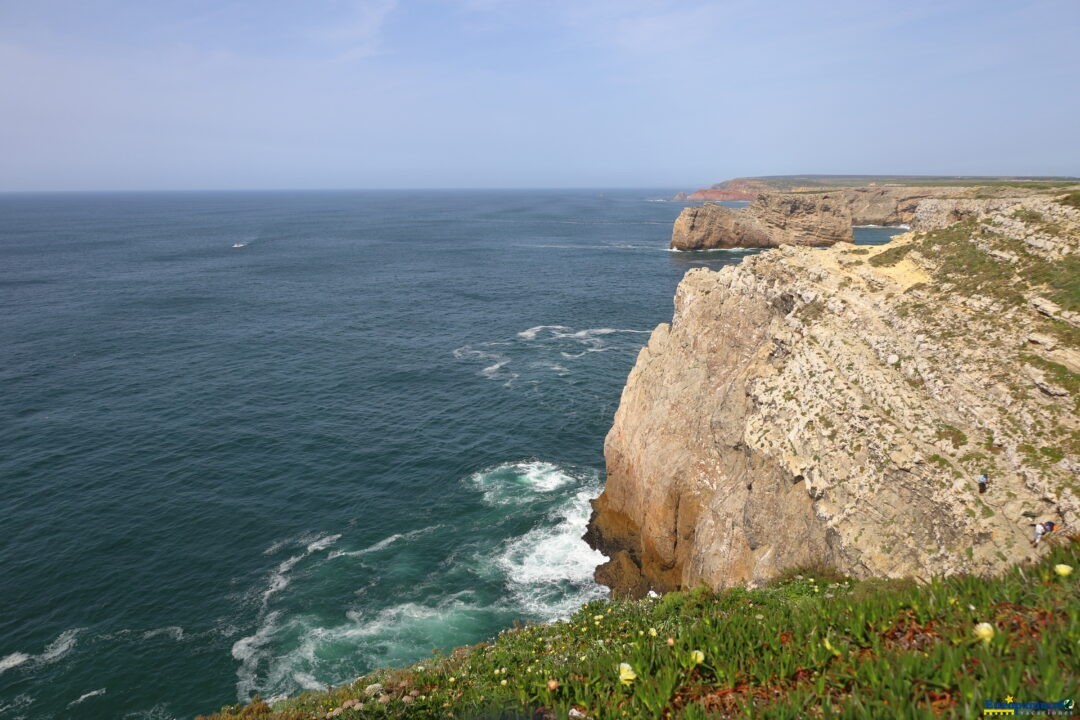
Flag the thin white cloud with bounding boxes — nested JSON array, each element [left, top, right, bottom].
[[323, 0, 399, 61]]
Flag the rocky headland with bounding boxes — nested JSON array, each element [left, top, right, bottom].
[[589, 189, 1080, 597], [670, 184, 1053, 251]]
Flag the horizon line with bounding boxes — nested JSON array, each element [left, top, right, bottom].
[[3, 174, 1078, 195]]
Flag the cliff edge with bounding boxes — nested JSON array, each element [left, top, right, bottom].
[[671, 193, 853, 250], [670, 185, 1051, 251], [590, 192, 1080, 596]]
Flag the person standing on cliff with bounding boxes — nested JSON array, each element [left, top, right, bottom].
[[1033, 520, 1055, 545], [977, 474, 989, 493]]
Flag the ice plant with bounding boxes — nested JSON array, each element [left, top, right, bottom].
[[647, 627, 657, 637], [547, 679, 559, 691], [618, 663, 636, 686], [689, 650, 705, 665], [1054, 564, 1073, 577], [974, 622, 995, 646]]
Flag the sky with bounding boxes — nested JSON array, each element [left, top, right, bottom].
[[1, 0, 1078, 191]]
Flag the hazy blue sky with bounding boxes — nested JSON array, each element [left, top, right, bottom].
[[1, 0, 1078, 190]]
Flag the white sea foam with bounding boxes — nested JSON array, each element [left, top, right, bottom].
[[262, 555, 302, 605], [40, 629, 81, 663], [263, 538, 289, 555], [142, 626, 185, 642], [0, 629, 82, 678], [0, 653, 29, 674], [481, 358, 510, 378], [466, 461, 576, 506], [305, 534, 341, 553], [328, 525, 441, 560], [232, 610, 283, 701], [517, 325, 570, 340], [496, 487, 607, 619], [0, 694, 34, 715], [292, 671, 325, 691], [121, 702, 177, 719], [453, 345, 513, 380], [67, 689, 106, 707], [259, 533, 341, 605]]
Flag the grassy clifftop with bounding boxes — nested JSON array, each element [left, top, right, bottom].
[[201, 537, 1077, 719]]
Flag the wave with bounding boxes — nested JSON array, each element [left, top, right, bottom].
[[234, 464, 605, 702], [328, 525, 442, 560], [496, 486, 607, 620], [452, 345, 514, 381], [67, 688, 106, 707], [142, 626, 185, 642], [457, 325, 649, 384], [465, 460, 576, 506], [121, 702, 178, 719], [666, 246, 756, 253], [517, 324, 570, 340], [232, 611, 283, 701], [306, 534, 341, 553], [0, 628, 82, 676], [0, 695, 34, 715], [259, 533, 342, 605], [0, 653, 29, 674]]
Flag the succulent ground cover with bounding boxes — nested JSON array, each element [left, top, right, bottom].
[[200, 537, 1078, 719]]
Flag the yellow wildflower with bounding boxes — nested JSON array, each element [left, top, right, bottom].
[[823, 637, 841, 657], [648, 627, 657, 637], [689, 650, 705, 665], [973, 622, 994, 646], [1054, 564, 1073, 577], [618, 662, 636, 686], [547, 679, 559, 691], [500, 679, 507, 686]]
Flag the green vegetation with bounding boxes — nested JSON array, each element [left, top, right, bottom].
[[867, 244, 912, 268], [899, 220, 1078, 319], [1057, 191, 1080, 209], [934, 424, 968, 450], [1023, 354, 1080, 414], [1012, 208, 1045, 224], [200, 540, 1079, 720]]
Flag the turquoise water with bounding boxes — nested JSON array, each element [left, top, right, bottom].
[[0, 192, 901, 718]]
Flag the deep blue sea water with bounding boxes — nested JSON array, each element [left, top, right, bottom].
[[0, 191, 902, 719]]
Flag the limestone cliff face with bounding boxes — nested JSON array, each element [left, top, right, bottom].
[[671, 194, 852, 250], [591, 195, 1079, 596], [672, 186, 1050, 251]]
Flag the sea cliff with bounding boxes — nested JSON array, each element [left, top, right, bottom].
[[590, 191, 1080, 596], [670, 184, 1060, 251]]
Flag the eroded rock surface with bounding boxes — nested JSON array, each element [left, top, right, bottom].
[[592, 195, 1079, 596], [671, 185, 1058, 251], [671, 194, 852, 250]]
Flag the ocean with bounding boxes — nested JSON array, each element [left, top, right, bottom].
[[0, 191, 901, 719]]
